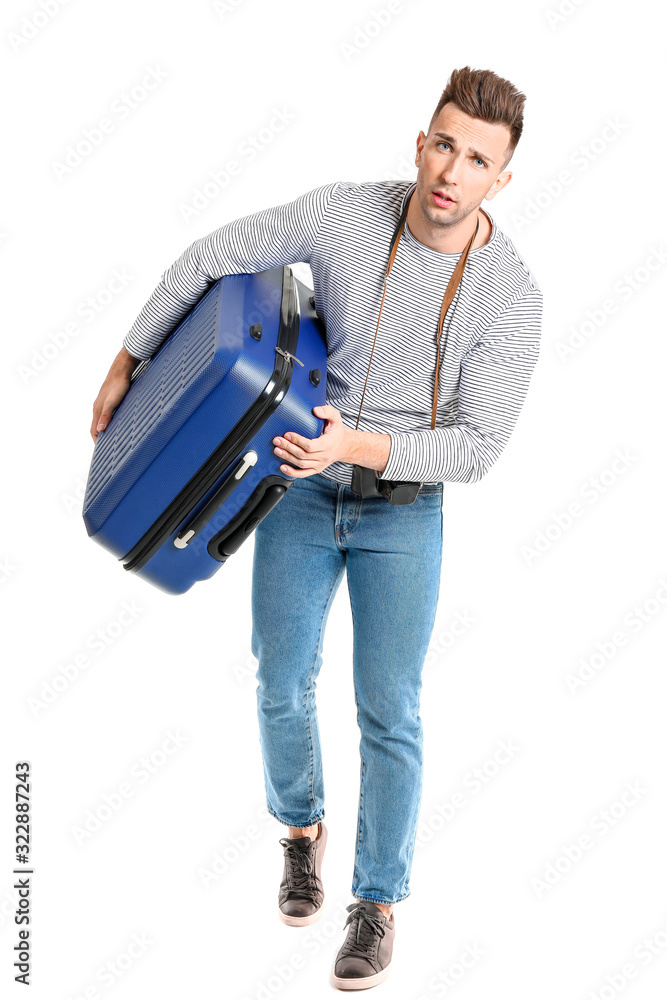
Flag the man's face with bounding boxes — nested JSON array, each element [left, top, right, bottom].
[[414, 102, 513, 228]]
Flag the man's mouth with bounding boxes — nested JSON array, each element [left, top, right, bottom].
[[432, 191, 456, 207]]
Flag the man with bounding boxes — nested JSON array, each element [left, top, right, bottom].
[[91, 66, 542, 990]]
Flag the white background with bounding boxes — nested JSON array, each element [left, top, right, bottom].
[[2, 1, 666, 997]]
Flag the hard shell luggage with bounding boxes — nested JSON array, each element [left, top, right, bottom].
[[82, 265, 327, 595]]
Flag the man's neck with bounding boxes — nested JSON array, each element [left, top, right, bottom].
[[406, 196, 492, 254]]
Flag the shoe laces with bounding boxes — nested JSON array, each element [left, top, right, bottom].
[[279, 837, 322, 902], [339, 902, 386, 960]]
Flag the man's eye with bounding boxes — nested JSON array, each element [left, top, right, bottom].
[[474, 158, 486, 167], [437, 142, 450, 151]]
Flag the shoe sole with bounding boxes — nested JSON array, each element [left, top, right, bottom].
[[331, 964, 391, 989], [279, 907, 324, 927]]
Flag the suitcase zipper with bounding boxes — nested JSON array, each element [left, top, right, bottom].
[[275, 347, 303, 367], [121, 267, 302, 574], [122, 348, 294, 574]]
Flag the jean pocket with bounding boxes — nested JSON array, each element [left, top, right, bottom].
[[419, 484, 443, 495]]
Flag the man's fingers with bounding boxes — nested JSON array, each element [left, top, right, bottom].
[[276, 441, 327, 467], [89, 357, 134, 443], [96, 405, 113, 432], [284, 432, 306, 448], [90, 402, 104, 441], [90, 399, 114, 441], [280, 465, 316, 479], [90, 378, 131, 442]]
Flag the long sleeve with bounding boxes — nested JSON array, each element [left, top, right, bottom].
[[122, 181, 340, 360], [381, 283, 543, 484]]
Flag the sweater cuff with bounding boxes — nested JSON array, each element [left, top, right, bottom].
[[382, 432, 410, 481], [122, 331, 153, 362]]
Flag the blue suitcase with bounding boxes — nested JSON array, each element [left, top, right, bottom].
[[82, 265, 327, 595]]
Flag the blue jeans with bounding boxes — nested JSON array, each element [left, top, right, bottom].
[[250, 471, 443, 905]]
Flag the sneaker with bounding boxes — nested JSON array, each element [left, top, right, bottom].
[[332, 900, 395, 989], [278, 821, 327, 926]]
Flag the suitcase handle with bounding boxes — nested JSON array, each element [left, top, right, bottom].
[[173, 450, 258, 548], [207, 479, 290, 561], [280, 264, 300, 344]]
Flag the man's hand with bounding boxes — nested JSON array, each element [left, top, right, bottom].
[[273, 405, 350, 478], [273, 404, 392, 478], [90, 347, 141, 442]]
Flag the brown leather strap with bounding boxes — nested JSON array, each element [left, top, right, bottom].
[[354, 189, 480, 434]]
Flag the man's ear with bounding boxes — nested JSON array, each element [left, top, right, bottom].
[[414, 129, 427, 167], [485, 171, 512, 201]]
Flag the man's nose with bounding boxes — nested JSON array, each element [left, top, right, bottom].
[[439, 155, 463, 184]]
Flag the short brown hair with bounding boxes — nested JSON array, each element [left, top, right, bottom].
[[428, 66, 527, 170]]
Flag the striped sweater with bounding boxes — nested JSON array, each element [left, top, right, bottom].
[[123, 179, 543, 487]]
